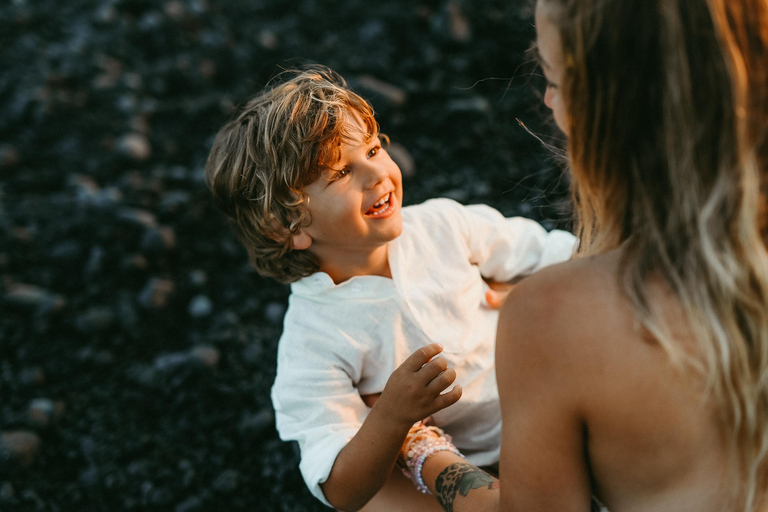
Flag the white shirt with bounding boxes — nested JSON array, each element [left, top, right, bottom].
[[271, 198, 577, 506]]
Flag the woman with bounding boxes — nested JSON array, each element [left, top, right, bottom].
[[411, 0, 768, 510]]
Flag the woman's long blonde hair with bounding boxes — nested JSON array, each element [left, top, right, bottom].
[[541, 0, 768, 508]]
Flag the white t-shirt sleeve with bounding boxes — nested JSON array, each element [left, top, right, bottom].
[[439, 199, 578, 281], [271, 335, 368, 507]]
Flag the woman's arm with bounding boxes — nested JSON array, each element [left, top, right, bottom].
[[494, 268, 593, 511], [420, 265, 595, 512], [422, 452, 499, 512]]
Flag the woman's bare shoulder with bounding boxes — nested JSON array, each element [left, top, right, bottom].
[[495, 250, 638, 390], [501, 252, 627, 339]]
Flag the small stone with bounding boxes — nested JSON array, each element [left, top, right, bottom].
[[150, 488, 174, 505], [164, 0, 185, 19], [122, 254, 149, 270], [141, 227, 176, 253], [386, 142, 416, 178], [5, 283, 65, 311], [0, 144, 20, 169], [159, 226, 176, 249], [447, 96, 490, 113], [50, 240, 82, 263], [188, 269, 207, 287], [356, 75, 407, 106], [263, 301, 286, 325], [190, 345, 219, 367], [448, 1, 472, 42], [212, 469, 239, 493], [238, 409, 273, 435], [79, 466, 100, 487], [11, 227, 33, 242], [18, 367, 45, 386], [0, 431, 41, 467], [28, 398, 64, 428], [70, 174, 100, 198], [75, 307, 115, 332], [153, 352, 192, 371], [76, 347, 114, 365], [117, 208, 158, 229], [83, 246, 104, 277], [188, 295, 213, 318], [199, 59, 216, 80], [241, 341, 262, 364], [118, 133, 151, 161], [138, 278, 175, 309], [0, 481, 14, 500], [175, 496, 202, 512], [159, 190, 191, 214], [258, 29, 278, 49]]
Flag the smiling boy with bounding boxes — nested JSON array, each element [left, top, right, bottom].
[[205, 66, 577, 511], [288, 110, 403, 285]]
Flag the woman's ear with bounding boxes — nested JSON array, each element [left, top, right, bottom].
[[291, 230, 312, 250]]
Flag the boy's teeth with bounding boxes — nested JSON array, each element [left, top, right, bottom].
[[373, 193, 390, 207], [366, 193, 391, 216]]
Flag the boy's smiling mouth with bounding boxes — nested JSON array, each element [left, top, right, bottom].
[[365, 192, 395, 217]]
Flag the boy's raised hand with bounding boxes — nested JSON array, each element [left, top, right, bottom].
[[375, 343, 462, 429]]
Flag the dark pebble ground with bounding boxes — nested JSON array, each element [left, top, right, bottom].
[[0, 0, 570, 510]]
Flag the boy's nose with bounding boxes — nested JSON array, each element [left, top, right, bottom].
[[362, 161, 389, 189]]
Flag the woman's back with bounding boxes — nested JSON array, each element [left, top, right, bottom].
[[495, 250, 732, 512]]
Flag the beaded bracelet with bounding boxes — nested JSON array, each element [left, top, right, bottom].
[[399, 422, 465, 494], [407, 440, 463, 494]]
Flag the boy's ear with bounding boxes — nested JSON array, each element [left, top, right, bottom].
[[291, 230, 312, 250]]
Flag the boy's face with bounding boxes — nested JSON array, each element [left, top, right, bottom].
[[293, 113, 403, 263]]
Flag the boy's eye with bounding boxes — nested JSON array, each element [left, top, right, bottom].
[[367, 146, 380, 159], [332, 168, 351, 181]]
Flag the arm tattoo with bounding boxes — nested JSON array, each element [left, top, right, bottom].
[[434, 462, 497, 512]]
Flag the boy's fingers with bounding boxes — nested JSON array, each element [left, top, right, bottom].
[[486, 289, 509, 309], [434, 384, 462, 410], [418, 356, 448, 381], [403, 343, 443, 371], [427, 367, 456, 392]]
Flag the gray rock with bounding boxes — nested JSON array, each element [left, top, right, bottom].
[[188, 295, 213, 318], [118, 133, 151, 161], [76, 307, 115, 332], [238, 409, 273, 435], [188, 269, 207, 287], [175, 496, 202, 512], [356, 75, 407, 106], [0, 481, 14, 500], [190, 346, 219, 368], [117, 208, 158, 229], [5, 283, 65, 312], [212, 469, 239, 493], [263, 301, 286, 325], [138, 278, 175, 308], [0, 431, 41, 467], [28, 398, 64, 428], [446, 96, 490, 113]]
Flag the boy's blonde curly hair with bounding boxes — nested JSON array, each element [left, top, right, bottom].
[[205, 66, 380, 283]]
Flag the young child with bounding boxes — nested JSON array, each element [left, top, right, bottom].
[[204, 65, 577, 511]]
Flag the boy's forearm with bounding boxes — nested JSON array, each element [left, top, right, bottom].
[[321, 404, 413, 511]]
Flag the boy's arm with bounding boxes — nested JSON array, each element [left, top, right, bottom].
[[321, 344, 462, 511], [453, 201, 577, 281]]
